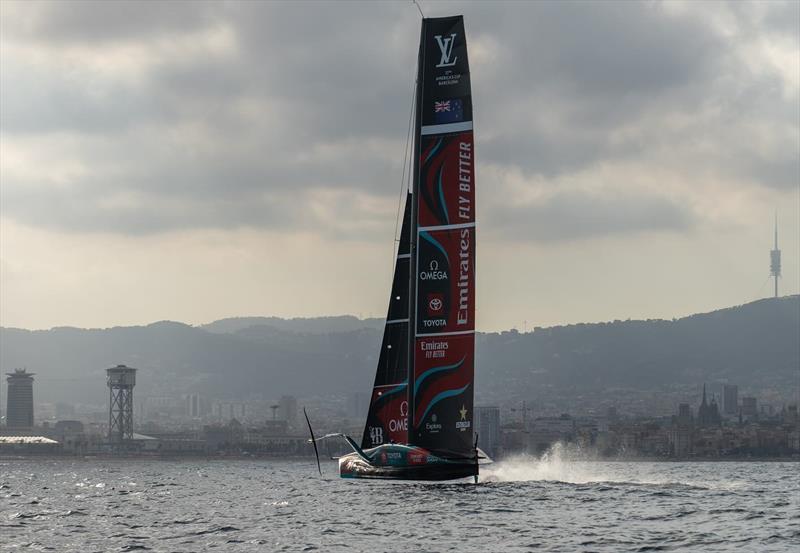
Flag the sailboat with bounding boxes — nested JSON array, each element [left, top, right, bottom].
[[307, 15, 480, 481]]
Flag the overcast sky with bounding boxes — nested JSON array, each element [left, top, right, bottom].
[[1, 0, 798, 331]]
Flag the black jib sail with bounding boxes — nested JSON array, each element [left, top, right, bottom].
[[408, 15, 475, 459], [361, 193, 412, 449]]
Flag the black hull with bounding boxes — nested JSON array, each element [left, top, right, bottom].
[[339, 453, 478, 481]]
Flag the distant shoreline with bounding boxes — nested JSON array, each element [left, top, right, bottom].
[[1, 454, 798, 462]]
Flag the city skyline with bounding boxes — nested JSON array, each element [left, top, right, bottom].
[[1, 1, 798, 332]]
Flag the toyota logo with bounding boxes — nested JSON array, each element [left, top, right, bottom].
[[429, 298, 443, 311]]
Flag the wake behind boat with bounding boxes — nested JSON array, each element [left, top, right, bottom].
[[306, 14, 482, 482]]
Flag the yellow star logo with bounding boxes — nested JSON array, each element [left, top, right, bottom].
[[459, 405, 468, 421]]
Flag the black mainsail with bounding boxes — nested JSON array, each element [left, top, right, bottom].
[[408, 15, 475, 459]]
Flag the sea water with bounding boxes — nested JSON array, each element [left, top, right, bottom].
[[2, 449, 798, 552]]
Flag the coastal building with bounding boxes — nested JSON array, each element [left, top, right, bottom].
[[527, 414, 575, 454], [741, 396, 758, 420], [262, 419, 289, 435], [278, 395, 298, 426], [213, 401, 247, 422], [667, 425, 693, 457], [697, 384, 721, 427], [6, 369, 35, 430], [51, 420, 87, 455], [474, 406, 501, 458], [723, 384, 739, 415], [783, 404, 798, 425], [677, 403, 693, 424], [349, 392, 369, 419], [789, 429, 800, 452], [669, 403, 695, 457], [55, 402, 76, 419], [186, 394, 201, 418]]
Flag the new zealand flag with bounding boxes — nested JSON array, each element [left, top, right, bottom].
[[433, 98, 463, 124]]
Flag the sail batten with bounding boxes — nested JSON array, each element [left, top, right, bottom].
[[421, 121, 473, 135]]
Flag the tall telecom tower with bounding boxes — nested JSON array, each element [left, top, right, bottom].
[[770, 212, 781, 298], [107, 365, 137, 443]]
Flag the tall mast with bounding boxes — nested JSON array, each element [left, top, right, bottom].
[[407, 18, 426, 426]]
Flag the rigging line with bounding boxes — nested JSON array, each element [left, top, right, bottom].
[[412, 0, 424, 18], [390, 60, 419, 272]]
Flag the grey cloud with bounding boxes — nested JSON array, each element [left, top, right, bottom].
[[739, 153, 800, 192], [0, 58, 161, 134], [505, 2, 721, 98], [2, 171, 301, 235], [0, 1, 796, 239], [739, 0, 799, 42], [0, 0, 218, 44], [487, 189, 696, 243]]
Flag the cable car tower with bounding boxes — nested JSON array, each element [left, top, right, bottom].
[[107, 364, 137, 443]]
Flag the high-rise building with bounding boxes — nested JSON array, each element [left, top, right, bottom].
[[741, 396, 758, 418], [6, 369, 35, 429], [186, 394, 201, 418], [474, 406, 501, 459], [723, 384, 739, 415], [677, 403, 693, 422]]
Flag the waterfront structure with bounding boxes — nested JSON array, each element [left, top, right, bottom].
[[107, 365, 137, 443], [0, 435, 59, 454], [6, 369, 35, 430], [52, 420, 88, 455], [475, 406, 501, 459]]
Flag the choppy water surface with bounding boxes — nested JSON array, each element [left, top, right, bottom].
[[2, 451, 798, 552]]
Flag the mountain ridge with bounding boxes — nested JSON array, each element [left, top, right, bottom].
[[1, 296, 797, 405]]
